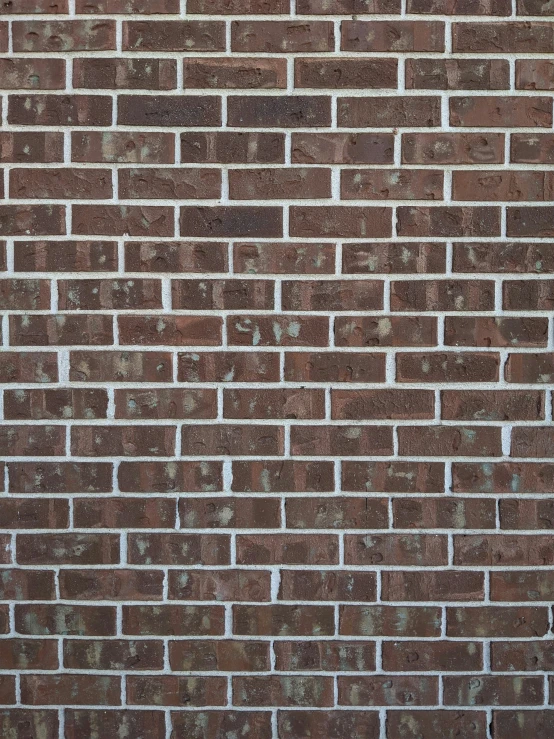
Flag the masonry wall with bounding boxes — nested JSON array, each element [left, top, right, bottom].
[[1, 1, 554, 737]]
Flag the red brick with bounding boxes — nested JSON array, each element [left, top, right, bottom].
[[491, 570, 554, 602], [65, 710, 165, 739], [339, 675, 438, 706], [17, 533, 119, 565], [290, 427, 392, 456], [393, 497, 496, 529], [236, 533, 339, 564], [172, 279, 273, 310], [190, 0, 289, 11], [275, 640, 375, 670], [454, 170, 554, 201], [295, 58, 397, 89], [452, 462, 554, 494], [169, 639, 269, 670], [445, 317, 548, 348], [181, 206, 282, 238], [0, 711, 59, 739], [126, 241, 227, 273], [229, 167, 331, 199], [447, 606, 549, 637], [71, 425, 175, 457], [72, 131, 175, 163], [74, 58, 176, 90], [15, 240, 117, 272], [13, 20, 116, 51], [232, 460, 334, 492], [115, 388, 216, 419], [59, 570, 163, 601], [505, 353, 554, 383], [172, 712, 271, 739], [73, 205, 174, 237], [127, 533, 229, 564], [499, 498, 554, 530], [335, 316, 437, 347], [21, 674, 120, 706], [397, 352, 499, 382], [290, 206, 391, 238], [0, 570, 56, 601], [398, 426, 501, 456], [342, 20, 444, 51], [127, 675, 226, 706], [233, 604, 334, 635], [382, 571, 485, 601], [442, 390, 544, 421], [70, 351, 172, 383], [168, 570, 271, 601], [403, 132, 505, 165], [8, 462, 112, 494], [332, 389, 435, 420], [344, 243, 446, 273], [122, 21, 225, 51], [118, 315, 222, 346], [9, 95, 112, 126], [0, 58, 65, 89], [345, 534, 448, 566], [64, 639, 163, 671], [15, 604, 116, 636], [0, 425, 65, 456], [73, 498, 175, 528], [231, 21, 334, 52], [228, 95, 331, 127], [292, 133, 394, 164], [410, 0, 509, 11], [339, 96, 441, 127], [443, 675, 543, 706], [1, 498, 68, 529], [118, 95, 221, 127], [406, 58, 509, 89], [119, 168, 220, 200], [185, 58, 287, 89], [397, 206, 500, 237], [59, 279, 161, 310], [234, 675, 333, 707], [182, 132, 284, 164], [234, 242, 335, 274], [383, 641, 482, 671], [493, 711, 554, 738], [342, 461, 444, 493], [179, 351, 279, 382], [387, 711, 487, 738], [512, 133, 554, 164], [11, 314, 113, 346], [342, 168, 442, 200], [453, 22, 554, 53], [118, 461, 222, 492], [78, 0, 179, 10], [278, 712, 379, 739], [279, 570, 377, 602], [454, 534, 554, 566], [227, 315, 328, 346], [0, 639, 58, 670], [123, 605, 225, 636], [451, 95, 552, 127], [340, 605, 441, 636]]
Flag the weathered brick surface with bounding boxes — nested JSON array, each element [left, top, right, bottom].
[[0, 2, 551, 733]]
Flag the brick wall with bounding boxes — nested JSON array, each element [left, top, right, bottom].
[[1, 1, 554, 737]]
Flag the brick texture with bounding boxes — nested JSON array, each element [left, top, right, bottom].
[[0, 1, 553, 737]]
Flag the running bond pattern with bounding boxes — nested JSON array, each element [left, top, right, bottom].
[[0, 1, 554, 738]]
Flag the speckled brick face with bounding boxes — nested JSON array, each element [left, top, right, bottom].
[[0, 1, 554, 738]]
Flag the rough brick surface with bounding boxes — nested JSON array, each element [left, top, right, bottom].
[[0, 1, 553, 736]]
